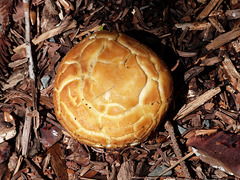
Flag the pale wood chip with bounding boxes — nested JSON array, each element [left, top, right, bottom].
[[0, 125, 16, 144], [176, 50, 198, 58], [8, 58, 28, 68], [200, 56, 221, 66], [208, 17, 225, 32], [184, 66, 204, 82], [0, 69, 26, 91], [206, 28, 240, 50], [174, 87, 221, 120], [13, 155, 23, 176], [197, 0, 207, 3], [196, 0, 222, 20], [195, 129, 218, 136], [226, 9, 240, 20], [209, 9, 224, 17], [222, 56, 240, 92], [175, 21, 211, 30], [215, 110, 236, 125], [232, 38, 240, 53], [0, 112, 16, 143], [21, 107, 32, 156], [79, 163, 93, 176], [165, 120, 191, 178]]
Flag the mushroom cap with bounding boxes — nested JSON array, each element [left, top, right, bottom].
[[53, 31, 173, 148]]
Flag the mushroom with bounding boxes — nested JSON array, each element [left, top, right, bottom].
[[53, 31, 173, 148]]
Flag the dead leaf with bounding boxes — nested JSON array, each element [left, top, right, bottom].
[[187, 131, 240, 177]]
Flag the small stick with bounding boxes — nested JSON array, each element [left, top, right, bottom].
[[158, 151, 195, 177], [164, 120, 192, 179], [23, 0, 39, 139], [23, 0, 35, 84], [132, 152, 194, 179], [175, 22, 211, 30]]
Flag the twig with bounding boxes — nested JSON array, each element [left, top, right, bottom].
[[23, 0, 35, 84], [158, 151, 194, 178], [23, 0, 39, 139], [164, 120, 191, 179], [175, 22, 211, 30]]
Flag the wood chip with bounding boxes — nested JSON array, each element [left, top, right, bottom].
[[176, 50, 198, 57], [226, 9, 240, 20], [175, 22, 211, 30], [48, 143, 68, 180], [79, 164, 93, 176], [196, 0, 222, 20], [215, 110, 236, 125], [0, 69, 25, 91], [21, 107, 32, 157], [232, 38, 240, 53], [0, 117, 16, 143], [208, 17, 225, 32], [8, 58, 28, 68], [13, 16, 77, 53], [222, 56, 240, 92], [184, 66, 204, 82], [200, 56, 221, 66], [174, 87, 221, 120], [206, 28, 240, 50], [117, 160, 134, 180]]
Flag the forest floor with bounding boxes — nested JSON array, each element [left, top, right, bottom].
[[1, 0, 240, 179]]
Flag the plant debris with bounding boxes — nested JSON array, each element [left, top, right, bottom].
[[1, 0, 240, 179], [187, 131, 240, 177]]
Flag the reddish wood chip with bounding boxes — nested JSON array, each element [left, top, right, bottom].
[[48, 143, 68, 180]]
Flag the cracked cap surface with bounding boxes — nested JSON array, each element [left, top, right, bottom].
[[53, 31, 173, 148]]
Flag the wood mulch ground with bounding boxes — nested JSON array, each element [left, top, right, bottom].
[[1, 0, 240, 179]]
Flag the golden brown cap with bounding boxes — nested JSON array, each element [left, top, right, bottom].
[[53, 31, 173, 148]]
